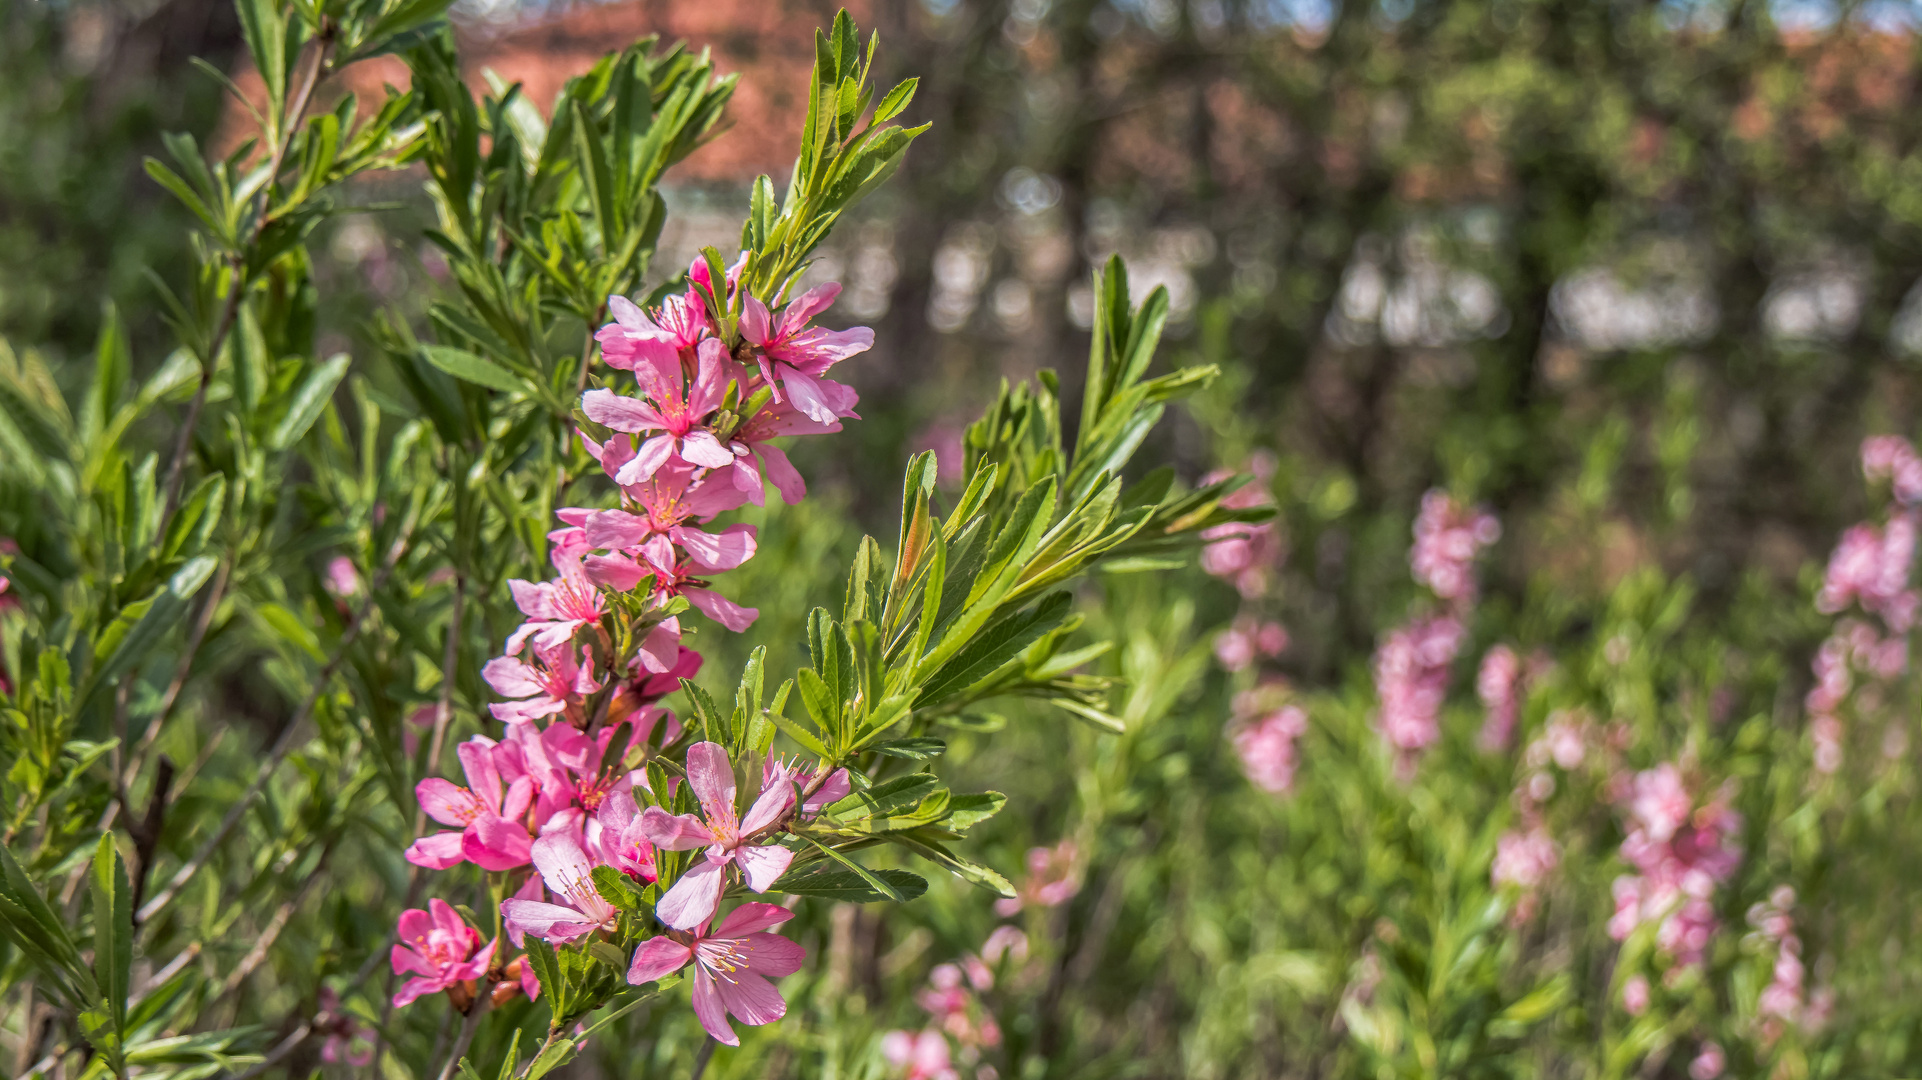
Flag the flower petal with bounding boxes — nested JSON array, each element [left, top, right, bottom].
[[684, 742, 737, 824], [676, 523, 758, 572], [690, 967, 740, 1046], [462, 815, 533, 871], [626, 936, 693, 985], [638, 806, 713, 850], [655, 859, 725, 930], [403, 831, 467, 869], [736, 931, 807, 978], [416, 778, 480, 827], [618, 435, 676, 486], [482, 656, 545, 698], [501, 899, 602, 944], [714, 901, 794, 937], [735, 843, 794, 893], [714, 969, 788, 1027], [686, 587, 759, 632]]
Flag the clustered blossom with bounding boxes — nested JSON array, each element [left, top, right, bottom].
[[1476, 645, 1522, 751], [1409, 490, 1500, 605], [1745, 886, 1831, 1044], [881, 927, 1028, 1080], [1372, 491, 1499, 768], [1214, 614, 1287, 673], [1805, 436, 1921, 774], [395, 258, 870, 1040], [1607, 764, 1742, 973], [1228, 680, 1308, 794]]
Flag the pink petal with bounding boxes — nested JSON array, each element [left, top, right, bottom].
[[636, 619, 682, 674], [489, 697, 566, 724], [581, 388, 666, 433], [455, 739, 503, 810], [502, 775, 535, 821], [780, 368, 836, 425], [617, 435, 676, 486], [804, 769, 851, 813], [714, 968, 788, 1027], [390, 975, 445, 1007], [462, 815, 533, 871], [688, 339, 731, 415], [396, 908, 433, 941], [686, 587, 759, 632], [679, 430, 735, 468], [626, 936, 694, 985], [737, 932, 806, 978], [656, 859, 725, 930], [416, 778, 480, 827], [584, 509, 655, 550], [639, 806, 714, 850], [735, 843, 794, 893], [677, 523, 758, 572], [783, 282, 842, 329], [501, 899, 602, 944], [428, 898, 467, 938], [690, 967, 740, 1045], [714, 902, 794, 937], [758, 445, 806, 504], [740, 781, 795, 836], [508, 578, 561, 621], [684, 742, 737, 823], [403, 831, 467, 869], [598, 789, 641, 833], [584, 553, 647, 591], [740, 295, 773, 347], [482, 656, 545, 698], [607, 294, 652, 332]]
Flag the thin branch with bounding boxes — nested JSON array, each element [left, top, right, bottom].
[[213, 864, 328, 1005], [434, 992, 493, 1080], [136, 553, 399, 927], [227, 1023, 312, 1080]]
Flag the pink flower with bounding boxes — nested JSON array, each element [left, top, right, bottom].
[[1492, 827, 1559, 891], [761, 754, 851, 820], [723, 387, 858, 505], [626, 902, 806, 1046], [635, 531, 760, 632], [1230, 703, 1309, 794], [740, 283, 873, 424], [406, 736, 536, 871], [391, 900, 494, 1007], [483, 644, 602, 725], [641, 741, 796, 929], [1476, 645, 1522, 751], [1688, 1042, 1725, 1080], [1626, 764, 1691, 843], [1816, 517, 1917, 632], [1410, 490, 1500, 605], [580, 459, 753, 557], [588, 788, 658, 883], [1862, 434, 1922, 505], [981, 926, 1029, 966], [583, 338, 737, 483], [993, 839, 1080, 917], [505, 551, 608, 655], [500, 832, 620, 945], [322, 556, 361, 598], [1373, 614, 1466, 756], [881, 1029, 958, 1080], [595, 295, 684, 373], [1214, 616, 1287, 672], [1621, 973, 1650, 1016]]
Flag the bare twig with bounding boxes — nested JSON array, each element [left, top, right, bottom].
[[127, 755, 176, 917], [213, 865, 328, 1004], [434, 992, 493, 1080], [689, 1036, 717, 1080], [227, 1022, 312, 1080]]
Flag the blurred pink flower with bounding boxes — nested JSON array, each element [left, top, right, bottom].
[[626, 902, 806, 1046], [315, 988, 373, 1066], [1198, 454, 1281, 598], [881, 1029, 958, 1080], [1410, 490, 1500, 605], [1215, 616, 1288, 672], [1492, 826, 1559, 892], [980, 925, 1029, 966], [641, 741, 796, 929], [1610, 766, 1742, 970], [1621, 973, 1651, 1016], [322, 555, 360, 598], [391, 900, 493, 1008], [1816, 517, 1917, 632], [1476, 645, 1523, 751], [1688, 1041, 1725, 1080], [1373, 614, 1466, 757], [994, 839, 1081, 917], [1862, 435, 1922, 505], [1231, 701, 1309, 794]]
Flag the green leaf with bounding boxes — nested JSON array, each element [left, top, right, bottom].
[[268, 353, 350, 450], [799, 837, 908, 902], [0, 842, 90, 1004], [944, 792, 1005, 833], [771, 863, 927, 903], [420, 345, 522, 393], [872, 77, 918, 123], [867, 737, 945, 761], [81, 556, 220, 709], [916, 591, 1073, 708], [87, 835, 133, 1075], [888, 831, 1016, 898], [591, 865, 643, 913]]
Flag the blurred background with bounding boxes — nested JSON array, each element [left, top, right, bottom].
[[11, 0, 1922, 1075]]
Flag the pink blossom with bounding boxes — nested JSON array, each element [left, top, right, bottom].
[[596, 295, 686, 372], [724, 383, 859, 505], [1543, 715, 1586, 771], [500, 832, 620, 945], [583, 338, 737, 483], [634, 531, 760, 632], [1373, 614, 1466, 756], [1621, 973, 1650, 1016], [1214, 616, 1288, 672], [1688, 1042, 1725, 1080], [483, 644, 601, 725], [406, 735, 536, 871], [1816, 517, 1917, 632], [881, 1029, 958, 1080], [980, 925, 1029, 966], [1476, 645, 1522, 751], [740, 283, 872, 424], [505, 550, 608, 655], [626, 902, 806, 1046], [1230, 702, 1309, 794], [641, 741, 796, 929], [1492, 827, 1559, 891], [1626, 764, 1691, 843], [391, 899, 494, 1007], [587, 789, 658, 883], [993, 839, 1080, 917], [1610, 767, 1743, 969], [1862, 434, 1922, 505], [1410, 490, 1500, 605], [322, 555, 360, 598], [762, 754, 851, 820]]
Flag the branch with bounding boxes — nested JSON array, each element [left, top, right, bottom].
[[135, 552, 400, 927], [435, 991, 493, 1080]]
